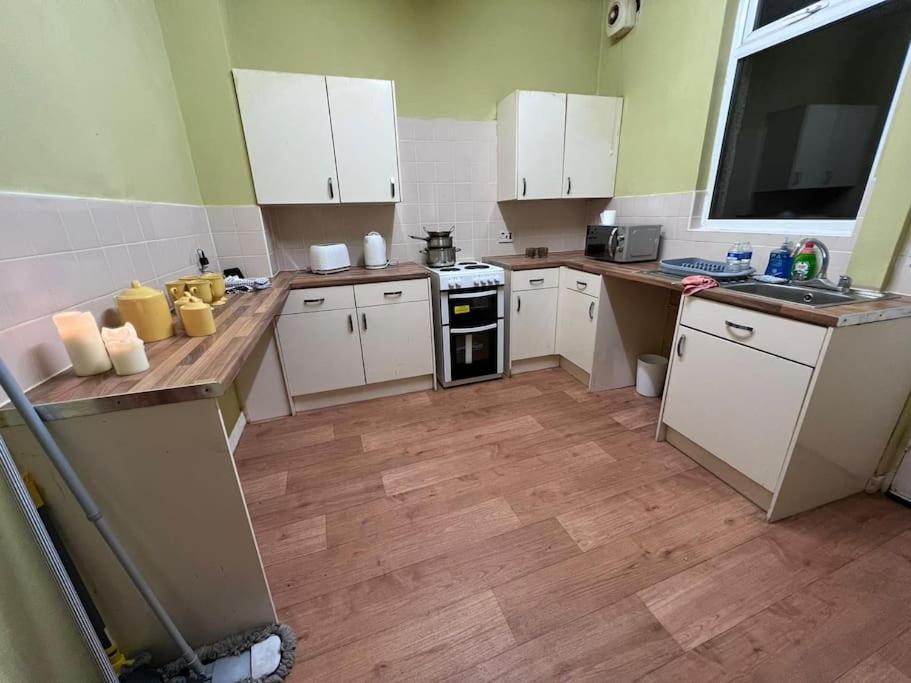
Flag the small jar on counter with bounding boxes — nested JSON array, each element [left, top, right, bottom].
[[101, 323, 150, 376]]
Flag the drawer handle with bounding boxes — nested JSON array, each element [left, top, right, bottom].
[[529, 278, 545, 285], [383, 291, 403, 297], [588, 301, 595, 320], [576, 281, 587, 289], [348, 313, 354, 333], [362, 313, 367, 331], [517, 295, 521, 313], [303, 298, 325, 305], [676, 334, 686, 358], [725, 320, 754, 334]]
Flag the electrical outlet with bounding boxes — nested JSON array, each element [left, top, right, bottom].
[[498, 230, 513, 244]]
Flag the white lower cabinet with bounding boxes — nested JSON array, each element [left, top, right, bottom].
[[555, 287, 598, 373], [276, 279, 433, 397], [662, 326, 812, 490], [359, 300, 433, 384], [277, 308, 366, 395], [510, 288, 558, 361]]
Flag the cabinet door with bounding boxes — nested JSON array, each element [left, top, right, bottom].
[[276, 309, 365, 396], [662, 327, 812, 490], [326, 76, 400, 203], [359, 301, 433, 384], [232, 69, 339, 205], [562, 95, 622, 198], [555, 288, 598, 373], [510, 288, 557, 361], [516, 91, 566, 200]]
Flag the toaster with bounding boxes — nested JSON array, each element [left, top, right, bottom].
[[584, 224, 661, 263], [309, 243, 351, 274]]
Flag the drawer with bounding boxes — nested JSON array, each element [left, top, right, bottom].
[[512, 268, 559, 291], [282, 285, 355, 314], [560, 267, 601, 299], [354, 278, 429, 308], [680, 297, 827, 367]]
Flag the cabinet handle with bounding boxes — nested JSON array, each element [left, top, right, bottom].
[[522, 177, 527, 197], [328, 177, 335, 199], [588, 301, 595, 320], [362, 313, 367, 331], [529, 278, 545, 285], [566, 177, 572, 195], [676, 334, 686, 358], [576, 280, 587, 289], [517, 295, 521, 313], [725, 320, 754, 334], [303, 298, 325, 305], [347, 313, 354, 333], [383, 291, 403, 298], [391, 178, 396, 198]]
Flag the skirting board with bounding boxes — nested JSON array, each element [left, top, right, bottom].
[[292, 375, 434, 412], [227, 412, 247, 456], [511, 355, 560, 375], [559, 356, 591, 388], [665, 427, 773, 512]]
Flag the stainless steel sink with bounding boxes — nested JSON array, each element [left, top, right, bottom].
[[721, 281, 893, 308]]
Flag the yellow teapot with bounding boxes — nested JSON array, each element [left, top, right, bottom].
[[115, 281, 174, 342]]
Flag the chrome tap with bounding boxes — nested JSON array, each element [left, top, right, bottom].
[[790, 237, 852, 293]]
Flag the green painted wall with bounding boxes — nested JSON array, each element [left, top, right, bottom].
[[597, 0, 731, 196], [155, 0, 256, 205], [0, 0, 201, 203], [222, 0, 604, 121], [0, 479, 99, 681]]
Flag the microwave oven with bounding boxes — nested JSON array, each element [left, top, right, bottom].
[[584, 224, 661, 263]]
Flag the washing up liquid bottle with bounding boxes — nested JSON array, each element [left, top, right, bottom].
[[791, 241, 818, 281], [765, 240, 793, 278]]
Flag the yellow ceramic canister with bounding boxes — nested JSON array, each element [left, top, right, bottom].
[[179, 300, 216, 337], [182, 278, 213, 304], [115, 280, 174, 342], [201, 272, 226, 305]]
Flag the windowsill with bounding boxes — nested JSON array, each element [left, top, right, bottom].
[[689, 218, 858, 238]]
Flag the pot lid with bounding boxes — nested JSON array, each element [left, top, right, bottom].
[[118, 280, 164, 300], [181, 300, 210, 311]]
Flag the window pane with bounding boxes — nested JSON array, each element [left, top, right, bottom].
[[754, 0, 818, 29], [711, 0, 911, 221]]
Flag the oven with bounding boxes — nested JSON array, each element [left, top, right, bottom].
[[437, 286, 505, 386]]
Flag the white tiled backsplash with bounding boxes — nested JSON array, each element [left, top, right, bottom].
[[265, 117, 589, 271], [0, 191, 272, 397]]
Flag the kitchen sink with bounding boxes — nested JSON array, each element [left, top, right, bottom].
[[721, 281, 893, 308]]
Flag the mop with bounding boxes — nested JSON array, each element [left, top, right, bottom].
[[0, 358, 296, 683]]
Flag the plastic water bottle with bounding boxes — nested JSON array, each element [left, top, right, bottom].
[[740, 241, 753, 271], [726, 242, 742, 272]]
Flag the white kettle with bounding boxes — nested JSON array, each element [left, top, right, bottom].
[[364, 231, 388, 269]]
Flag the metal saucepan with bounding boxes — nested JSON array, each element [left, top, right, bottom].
[[421, 246, 461, 267], [410, 225, 455, 250]]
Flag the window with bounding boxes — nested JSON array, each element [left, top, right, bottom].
[[704, 0, 911, 234]]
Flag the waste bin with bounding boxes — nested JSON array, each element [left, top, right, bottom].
[[636, 354, 668, 397]]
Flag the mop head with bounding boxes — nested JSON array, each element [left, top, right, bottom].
[[158, 623, 296, 683]]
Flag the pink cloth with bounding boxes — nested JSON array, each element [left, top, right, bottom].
[[681, 275, 719, 296]]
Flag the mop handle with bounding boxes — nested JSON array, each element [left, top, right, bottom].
[[0, 359, 207, 680]]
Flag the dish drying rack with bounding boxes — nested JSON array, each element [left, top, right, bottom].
[[658, 257, 754, 281]]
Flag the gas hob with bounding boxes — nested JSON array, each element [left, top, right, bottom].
[[425, 261, 505, 291]]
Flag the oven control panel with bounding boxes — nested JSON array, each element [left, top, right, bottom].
[[440, 272, 504, 290]]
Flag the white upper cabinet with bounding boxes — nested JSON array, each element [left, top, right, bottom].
[[232, 69, 339, 205], [326, 76, 401, 203], [232, 70, 401, 205], [497, 90, 623, 201], [563, 94, 623, 198]]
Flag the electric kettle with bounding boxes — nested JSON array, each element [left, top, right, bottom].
[[364, 231, 388, 270]]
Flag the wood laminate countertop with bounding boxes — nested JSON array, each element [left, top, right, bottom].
[[484, 251, 911, 328], [3, 265, 431, 422]]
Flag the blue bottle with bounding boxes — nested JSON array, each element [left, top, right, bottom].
[[765, 240, 794, 279]]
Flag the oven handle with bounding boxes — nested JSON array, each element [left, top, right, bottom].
[[449, 322, 498, 334], [447, 289, 498, 300]]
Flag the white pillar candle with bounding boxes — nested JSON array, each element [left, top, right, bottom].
[[101, 323, 150, 376], [52, 312, 113, 376]]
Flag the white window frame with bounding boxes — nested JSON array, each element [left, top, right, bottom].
[[700, 0, 911, 236]]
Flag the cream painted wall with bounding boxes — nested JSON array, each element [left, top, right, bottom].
[[0, 0, 201, 204]]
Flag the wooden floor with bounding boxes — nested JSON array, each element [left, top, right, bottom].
[[234, 368, 911, 682]]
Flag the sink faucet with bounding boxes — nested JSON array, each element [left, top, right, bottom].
[[790, 237, 852, 293]]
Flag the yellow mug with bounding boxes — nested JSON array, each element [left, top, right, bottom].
[[184, 280, 213, 304], [165, 281, 186, 307], [201, 272, 226, 303]]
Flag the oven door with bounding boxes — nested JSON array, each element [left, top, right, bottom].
[[443, 320, 504, 383], [442, 288, 501, 327]]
